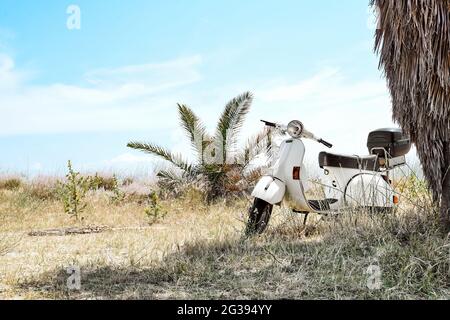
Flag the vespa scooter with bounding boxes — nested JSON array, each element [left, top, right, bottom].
[[245, 120, 411, 235]]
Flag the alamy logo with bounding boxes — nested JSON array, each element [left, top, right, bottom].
[[66, 265, 81, 290], [365, 249, 383, 290], [66, 5, 81, 30], [192, 129, 271, 166], [365, 264, 382, 290]]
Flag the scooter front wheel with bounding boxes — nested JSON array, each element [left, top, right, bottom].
[[245, 198, 273, 236]]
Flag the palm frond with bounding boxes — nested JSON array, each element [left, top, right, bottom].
[[214, 92, 253, 162], [372, 0, 450, 199], [157, 169, 183, 182], [127, 141, 193, 173], [178, 104, 210, 162]]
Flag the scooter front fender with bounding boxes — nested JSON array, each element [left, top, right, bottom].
[[251, 176, 286, 205]]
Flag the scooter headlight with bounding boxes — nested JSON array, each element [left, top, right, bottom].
[[287, 120, 304, 138]]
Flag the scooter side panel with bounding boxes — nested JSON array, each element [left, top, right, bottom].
[[322, 166, 364, 208], [345, 173, 395, 207], [251, 176, 286, 205]]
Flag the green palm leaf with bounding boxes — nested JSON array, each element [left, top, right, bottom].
[[157, 169, 182, 181], [127, 91, 259, 201], [127, 141, 193, 173], [178, 104, 211, 162], [214, 92, 253, 162], [156, 169, 186, 188]]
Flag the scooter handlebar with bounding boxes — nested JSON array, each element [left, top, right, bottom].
[[302, 128, 333, 148], [260, 120, 277, 128], [261, 120, 333, 148], [319, 139, 333, 148]]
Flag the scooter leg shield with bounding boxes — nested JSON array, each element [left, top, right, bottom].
[[251, 176, 286, 205]]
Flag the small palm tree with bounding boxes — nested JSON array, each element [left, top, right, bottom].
[[127, 92, 272, 201]]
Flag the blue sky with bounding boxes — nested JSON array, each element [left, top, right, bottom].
[[0, 0, 405, 176]]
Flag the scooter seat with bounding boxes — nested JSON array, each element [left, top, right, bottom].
[[319, 152, 379, 171]]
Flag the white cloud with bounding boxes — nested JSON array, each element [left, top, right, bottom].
[[0, 54, 202, 136], [85, 152, 158, 178], [244, 67, 403, 166], [85, 55, 202, 88], [259, 67, 340, 102], [30, 162, 43, 171], [1, 51, 416, 172], [138, 64, 400, 174], [0, 54, 14, 71], [107, 153, 153, 165], [257, 67, 387, 106], [0, 53, 22, 90]]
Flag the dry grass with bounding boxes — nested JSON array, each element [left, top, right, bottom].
[[0, 177, 448, 300], [0, 176, 23, 191]]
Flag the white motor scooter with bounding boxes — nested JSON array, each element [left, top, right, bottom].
[[245, 119, 411, 235]]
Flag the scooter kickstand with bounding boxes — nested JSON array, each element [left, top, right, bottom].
[[293, 210, 310, 225], [303, 213, 309, 226]]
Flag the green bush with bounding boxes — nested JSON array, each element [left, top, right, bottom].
[[127, 92, 273, 202], [144, 192, 167, 225], [89, 173, 117, 191], [58, 161, 90, 220], [110, 175, 125, 204]]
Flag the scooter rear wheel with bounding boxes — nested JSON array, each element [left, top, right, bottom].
[[245, 198, 273, 236]]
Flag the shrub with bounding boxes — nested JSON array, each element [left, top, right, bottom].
[[127, 92, 273, 202], [26, 177, 60, 201], [394, 174, 433, 208], [0, 233, 20, 257], [144, 192, 167, 225], [119, 181, 153, 203], [122, 177, 134, 186], [0, 177, 22, 190], [110, 175, 125, 204], [89, 173, 117, 191], [58, 161, 90, 221]]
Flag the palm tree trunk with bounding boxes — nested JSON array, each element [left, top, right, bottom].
[[441, 141, 450, 232]]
